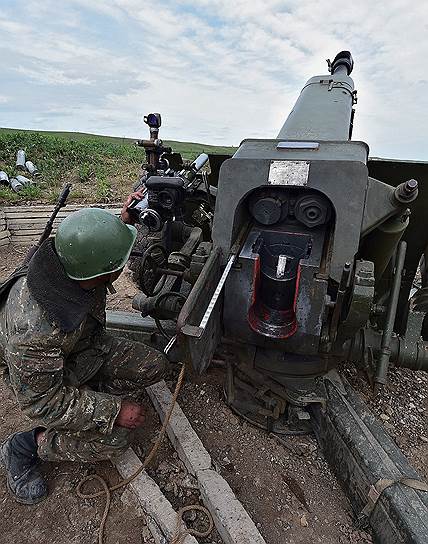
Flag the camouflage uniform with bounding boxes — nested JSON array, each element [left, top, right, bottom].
[[0, 276, 167, 463]]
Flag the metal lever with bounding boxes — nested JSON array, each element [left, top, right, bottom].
[[374, 241, 407, 393]]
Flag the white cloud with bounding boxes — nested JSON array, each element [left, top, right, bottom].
[[15, 64, 94, 86], [0, 95, 9, 104], [0, 0, 427, 159]]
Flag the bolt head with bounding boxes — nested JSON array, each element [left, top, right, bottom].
[[294, 195, 331, 228]]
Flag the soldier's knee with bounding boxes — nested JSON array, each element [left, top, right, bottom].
[[149, 351, 168, 384], [132, 349, 168, 388]]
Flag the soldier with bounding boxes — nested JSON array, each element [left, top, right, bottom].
[[0, 204, 167, 505]]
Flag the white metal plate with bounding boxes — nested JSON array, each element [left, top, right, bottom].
[[277, 141, 319, 150], [268, 160, 310, 186]]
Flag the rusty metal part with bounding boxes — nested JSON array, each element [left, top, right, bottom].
[[281, 473, 312, 512]]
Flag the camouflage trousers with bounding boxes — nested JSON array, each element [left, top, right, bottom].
[[37, 335, 166, 463]]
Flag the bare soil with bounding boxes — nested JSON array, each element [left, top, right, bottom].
[[177, 367, 371, 544], [0, 244, 427, 544]]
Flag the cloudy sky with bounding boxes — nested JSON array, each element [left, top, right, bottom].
[[0, 0, 427, 160]]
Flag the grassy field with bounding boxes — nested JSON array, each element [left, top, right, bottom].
[[0, 128, 236, 205]]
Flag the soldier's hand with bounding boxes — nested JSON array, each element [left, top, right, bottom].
[[121, 189, 145, 225], [115, 401, 146, 429]]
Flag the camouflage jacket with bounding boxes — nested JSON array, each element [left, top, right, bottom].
[[0, 276, 121, 434]]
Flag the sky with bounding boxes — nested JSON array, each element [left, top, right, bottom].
[[0, 0, 427, 160]]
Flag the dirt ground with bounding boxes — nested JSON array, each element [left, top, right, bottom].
[[345, 365, 428, 479], [177, 369, 371, 544], [0, 244, 427, 544]]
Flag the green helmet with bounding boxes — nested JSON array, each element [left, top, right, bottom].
[[55, 208, 137, 280]]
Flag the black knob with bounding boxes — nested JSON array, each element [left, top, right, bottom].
[[331, 51, 354, 75]]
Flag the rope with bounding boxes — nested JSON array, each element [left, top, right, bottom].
[[76, 364, 213, 544], [172, 504, 214, 544]]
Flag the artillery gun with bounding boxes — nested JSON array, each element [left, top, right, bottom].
[[131, 51, 428, 425], [119, 51, 428, 542]]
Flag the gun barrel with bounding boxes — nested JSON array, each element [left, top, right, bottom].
[[277, 51, 355, 142]]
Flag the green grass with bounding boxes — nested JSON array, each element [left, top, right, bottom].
[[0, 127, 236, 205]]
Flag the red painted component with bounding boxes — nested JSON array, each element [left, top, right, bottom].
[[248, 259, 301, 339]]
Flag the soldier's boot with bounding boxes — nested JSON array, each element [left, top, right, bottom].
[[0, 428, 48, 505]]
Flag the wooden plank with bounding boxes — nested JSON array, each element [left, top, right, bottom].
[[6, 203, 123, 245], [9, 220, 70, 229], [7, 212, 121, 228], [0, 231, 11, 241], [14, 239, 39, 245], [10, 230, 46, 237], [8, 219, 62, 228], [5, 208, 122, 220], [6, 215, 121, 227], [4, 204, 122, 214], [10, 230, 56, 237], [5, 204, 122, 213], [10, 231, 56, 238], [4, 203, 122, 210]]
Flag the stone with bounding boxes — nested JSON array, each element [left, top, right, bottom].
[[182, 474, 199, 489], [114, 449, 198, 544], [228, 415, 239, 425], [146, 380, 212, 474], [197, 468, 267, 544]]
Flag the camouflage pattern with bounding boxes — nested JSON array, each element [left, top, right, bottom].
[[0, 276, 167, 462]]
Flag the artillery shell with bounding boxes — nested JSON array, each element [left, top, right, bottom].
[[0, 171, 9, 184], [15, 175, 32, 185], [16, 149, 26, 170], [25, 160, 39, 175], [10, 178, 23, 192]]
